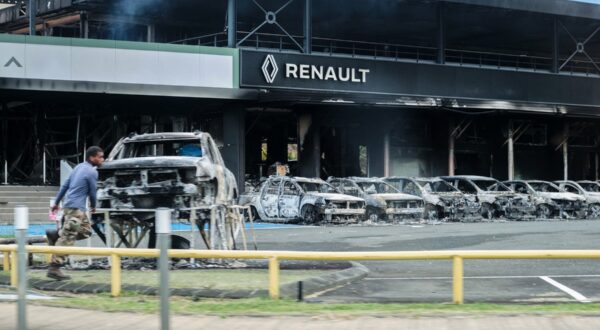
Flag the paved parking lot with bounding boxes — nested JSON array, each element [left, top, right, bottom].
[[249, 220, 600, 303]]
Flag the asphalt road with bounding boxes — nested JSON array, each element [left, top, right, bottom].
[[249, 219, 600, 303]]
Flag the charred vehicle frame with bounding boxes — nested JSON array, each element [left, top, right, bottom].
[[384, 177, 481, 221], [503, 180, 586, 218], [441, 176, 536, 220], [327, 177, 424, 222], [96, 132, 238, 249], [239, 176, 366, 224]]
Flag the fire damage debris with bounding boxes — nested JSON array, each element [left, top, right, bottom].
[[555, 180, 600, 219], [95, 132, 249, 251]]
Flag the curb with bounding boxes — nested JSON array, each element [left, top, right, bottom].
[[0, 262, 369, 299]]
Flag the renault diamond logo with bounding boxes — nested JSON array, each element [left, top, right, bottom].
[[261, 54, 278, 84]]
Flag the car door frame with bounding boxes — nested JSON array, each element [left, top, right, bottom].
[[260, 177, 282, 219], [278, 178, 302, 219]]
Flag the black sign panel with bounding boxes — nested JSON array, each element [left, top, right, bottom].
[[240, 50, 600, 107]]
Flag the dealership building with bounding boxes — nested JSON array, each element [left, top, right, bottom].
[[1, 0, 600, 190]]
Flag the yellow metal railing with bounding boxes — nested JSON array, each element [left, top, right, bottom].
[[2, 245, 600, 304]]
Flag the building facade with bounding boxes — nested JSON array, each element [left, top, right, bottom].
[[1, 0, 600, 189]]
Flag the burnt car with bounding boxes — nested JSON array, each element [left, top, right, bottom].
[[554, 180, 600, 218], [383, 177, 480, 221], [441, 176, 536, 220], [503, 180, 586, 218], [239, 176, 366, 224], [327, 177, 424, 222], [97, 131, 238, 247]]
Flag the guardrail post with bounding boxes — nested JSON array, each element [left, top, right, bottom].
[[3, 251, 9, 271], [111, 254, 121, 297], [268, 257, 280, 299], [452, 256, 464, 304], [156, 208, 172, 330], [15, 205, 29, 330], [10, 251, 16, 287]]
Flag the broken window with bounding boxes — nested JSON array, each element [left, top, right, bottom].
[[359, 145, 368, 176], [514, 122, 547, 146], [287, 143, 298, 162], [261, 142, 268, 162]]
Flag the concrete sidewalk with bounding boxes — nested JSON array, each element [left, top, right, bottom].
[[1, 303, 600, 330]]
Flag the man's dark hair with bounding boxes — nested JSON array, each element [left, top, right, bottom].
[[86, 146, 103, 160]]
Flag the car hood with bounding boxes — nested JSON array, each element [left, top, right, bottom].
[[538, 192, 585, 202], [310, 193, 364, 202], [99, 156, 202, 171], [371, 193, 422, 201]]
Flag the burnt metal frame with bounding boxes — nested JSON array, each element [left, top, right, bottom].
[[558, 20, 600, 73]]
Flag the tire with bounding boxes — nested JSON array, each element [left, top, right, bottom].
[[301, 205, 320, 224], [249, 206, 261, 221], [536, 204, 553, 219], [588, 203, 600, 219], [481, 203, 494, 220], [424, 204, 440, 221], [366, 207, 382, 222]]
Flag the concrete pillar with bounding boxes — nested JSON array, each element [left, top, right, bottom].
[[448, 121, 455, 176], [227, 0, 237, 48], [147, 24, 156, 42], [383, 130, 390, 177], [508, 122, 514, 180], [298, 113, 320, 178], [304, 0, 312, 54], [367, 126, 385, 177], [563, 123, 569, 180], [222, 107, 245, 193]]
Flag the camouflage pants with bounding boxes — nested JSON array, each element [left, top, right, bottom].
[[51, 208, 92, 265]]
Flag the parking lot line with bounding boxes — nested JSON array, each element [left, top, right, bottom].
[[539, 276, 592, 303], [365, 274, 600, 280]]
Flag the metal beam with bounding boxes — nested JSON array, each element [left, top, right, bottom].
[[552, 16, 559, 73], [304, 0, 312, 54], [437, 2, 445, 65], [27, 0, 35, 35], [227, 0, 236, 48]]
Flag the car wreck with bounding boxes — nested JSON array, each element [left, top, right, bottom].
[[239, 176, 366, 224], [327, 177, 424, 222], [96, 132, 238, 248], [503, 180, 586, 218], [555, 180, 600, 218], [383, 177, 481, 221], [441, 175, 536, 220]]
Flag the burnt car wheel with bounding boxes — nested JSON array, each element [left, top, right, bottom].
[[301, 205, 320, 224], [249, 206, 261, 221], [536, 204, 553, 219], [588, 204, 600, 219], [366, 207, 381, 222], [424, 204, 440, 220], [481, 203, 494, 220]]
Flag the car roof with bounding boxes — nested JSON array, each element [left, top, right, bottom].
[[124, 132, 205, 142], [441, 175, 497, 180]]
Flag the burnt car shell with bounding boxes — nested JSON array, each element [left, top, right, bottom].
[[97, 132, 237, 219], [328, 177, 424, 222], [239, 176, 366, 225], [384, 177, 480, 221], [441, 175, 536, 220]]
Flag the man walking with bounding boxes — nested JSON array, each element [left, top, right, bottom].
[[46, 146, 104, 280]]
